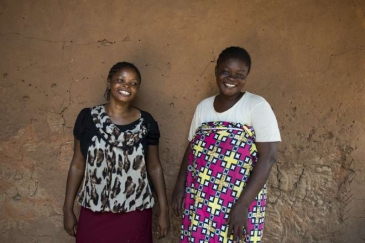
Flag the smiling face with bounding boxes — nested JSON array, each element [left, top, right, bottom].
[[215, 57, 249, 98], [107, 67, 141, 103]]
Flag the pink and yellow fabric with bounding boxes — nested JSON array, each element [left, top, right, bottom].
[[181, 121, 266, 243]]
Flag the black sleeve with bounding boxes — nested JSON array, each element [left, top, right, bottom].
[[148, 119, 160, 146], [142, 111, 160, 146], [73, 108, 90, 140]]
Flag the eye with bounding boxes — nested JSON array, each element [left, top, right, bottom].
[[131, 82, 138, 86], [237, 74, 246, 80], [221, 70, 231, 76]]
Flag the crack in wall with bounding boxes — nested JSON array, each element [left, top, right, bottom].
[[0, 32, 132, 46], [302, 45, 364, 74]]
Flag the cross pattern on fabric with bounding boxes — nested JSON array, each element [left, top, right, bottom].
[[182, 121, 266, 243]]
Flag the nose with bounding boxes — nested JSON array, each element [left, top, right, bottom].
[[226, 73, 245, 81], [228, 75, 238, 80]]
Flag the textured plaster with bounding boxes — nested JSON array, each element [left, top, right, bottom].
[[0, 0, 364, 242]]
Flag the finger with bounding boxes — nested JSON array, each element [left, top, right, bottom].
[[175, 202, 180, 217], [173, 200, 180, 217], [162, 227, 167, 238], [226, 215, 232, 235], [158, 225, 162, 239], [171, 200, 175, 215], [236, 227, 243, 242], [177, 198, 183, 217], [243, 224, 248, 239], [74, 224, 77, 236], [227, 223, 233, 237], [67, 228, 74, 237], [180, 197, 184, 210], [227, 226, 232, 237], [232, 225, 237, 243], [159, 229, 166, 239], [225, 215, 231, 224]]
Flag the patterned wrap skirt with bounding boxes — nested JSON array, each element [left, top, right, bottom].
[[181, 121, 266, 243]]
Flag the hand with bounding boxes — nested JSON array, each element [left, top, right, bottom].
[[63, 210, 78, 237], [157, 211, 169, 239], [226, 202, 249, 243], [171, 182, 185, 217]]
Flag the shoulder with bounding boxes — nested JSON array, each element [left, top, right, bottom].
[[242, 92, 271, 110], [75, 107, 91, 121], [73, 107, 93, 137], [244, 92, 267, 104], [196, 95, 215, 110], [79, 107, 91, 115], [139, 109, 157, 122]]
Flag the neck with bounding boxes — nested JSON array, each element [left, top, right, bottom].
[[217, 92, 244, 102], [105, 99, 132, 117], [213, 92, 245, 113]]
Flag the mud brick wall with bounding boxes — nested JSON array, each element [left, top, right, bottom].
[[0, 0, 364, 242]]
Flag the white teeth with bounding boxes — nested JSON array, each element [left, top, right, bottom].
[[225, 83, 236, 88], [119, 90, 131, 96]]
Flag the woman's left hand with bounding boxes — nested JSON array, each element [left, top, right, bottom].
[[226, 202, 249, 243], [157, 210, 169, 239]]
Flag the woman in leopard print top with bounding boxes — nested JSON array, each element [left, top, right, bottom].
[[63, 62, 169, 243]]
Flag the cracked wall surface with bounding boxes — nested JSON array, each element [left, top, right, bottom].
[[0, 0, 364, 242]]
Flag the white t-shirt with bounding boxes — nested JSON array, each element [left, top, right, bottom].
[[188, 92, 281, 142]]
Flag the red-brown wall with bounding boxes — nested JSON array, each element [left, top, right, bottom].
[[0, 0, 364, 242]]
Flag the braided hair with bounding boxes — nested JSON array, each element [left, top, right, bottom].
[[104, 62, 141, 100], [217, 46, 252, 74]]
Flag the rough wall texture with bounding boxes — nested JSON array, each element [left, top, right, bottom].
[[0, 0, 364, 242]]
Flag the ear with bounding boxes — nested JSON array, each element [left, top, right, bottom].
[[107, 79, 111, 89], [214, 66, 218, 76]]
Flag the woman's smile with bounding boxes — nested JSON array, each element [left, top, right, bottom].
[[223, 82, 237, 88], [118, 89, 131, 96]]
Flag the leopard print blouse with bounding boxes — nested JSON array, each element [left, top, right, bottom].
[[73, 105, 160, 213]]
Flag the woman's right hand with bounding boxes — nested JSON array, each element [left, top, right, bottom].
[[172, 182, 185, 217], [63, 138, 86, 237], [172, 144, 191, 217], [63, 210, 78, 237]]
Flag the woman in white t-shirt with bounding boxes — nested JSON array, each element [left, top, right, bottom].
[[172, 46, 281, 243]]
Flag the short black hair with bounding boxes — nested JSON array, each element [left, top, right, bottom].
[[216, 46, 252, 74], [104, 61, 141, 100]]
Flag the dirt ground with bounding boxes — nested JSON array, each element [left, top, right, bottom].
[[0, 0, 364, 242]]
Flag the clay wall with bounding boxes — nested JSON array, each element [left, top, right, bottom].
[[0, 0, 364, 242]]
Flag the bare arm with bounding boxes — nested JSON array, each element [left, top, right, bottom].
[[63, 138, 86, 237], [171, 143, 191, 217], [146, 145, 169, 239], [227, 142, 278, 239]]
